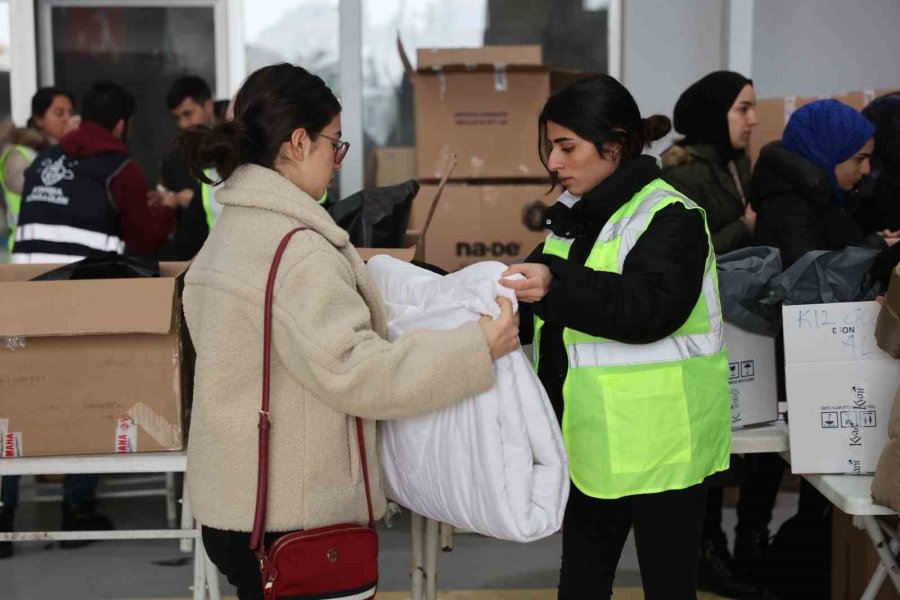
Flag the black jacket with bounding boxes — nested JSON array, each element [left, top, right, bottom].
[[520, 156, 708, 421], [751, 141, 882, 269]]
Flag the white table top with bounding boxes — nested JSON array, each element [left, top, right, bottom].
[[802, 473, 896, 516], [732, 421, 789, 454], [0, 451, 187, 476]]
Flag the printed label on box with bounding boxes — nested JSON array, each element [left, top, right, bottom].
[[115, 418, 137, 453], [1, 432, 22, 457]]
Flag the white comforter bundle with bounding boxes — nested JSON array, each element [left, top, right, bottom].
[[367, 256, 569, 543]]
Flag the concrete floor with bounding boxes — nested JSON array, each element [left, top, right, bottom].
[[0, 476, 799, 599]]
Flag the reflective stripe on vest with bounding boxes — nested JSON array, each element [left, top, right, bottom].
[[534, 179, 731, 499], [1, 145, 37, 251], [15, 222, 125, 254], [201, 168, 222, 232]]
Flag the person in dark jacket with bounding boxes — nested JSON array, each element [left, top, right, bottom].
[[662, 71, 757, 255], [855, 91, 900, 240], [149, 75, 220, 261], [504, 75, 732, 600], [12, 81, 173, 263], [752, 99, 878, 268]]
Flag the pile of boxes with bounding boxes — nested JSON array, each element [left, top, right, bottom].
[[375, 42, 580, 272]]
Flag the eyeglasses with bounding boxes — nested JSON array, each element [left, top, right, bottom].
[[318, 133, 350, 165]]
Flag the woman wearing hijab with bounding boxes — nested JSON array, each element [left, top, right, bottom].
[[752, 99, 877, 268], [855, 92, 900, 238], [662, 72, 758, 255]]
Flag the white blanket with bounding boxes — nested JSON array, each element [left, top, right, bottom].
[[367, 256, 569, 543]]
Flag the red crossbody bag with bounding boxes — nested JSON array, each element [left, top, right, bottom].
[[250, 227, 379, 600]]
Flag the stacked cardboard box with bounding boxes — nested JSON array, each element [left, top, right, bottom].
[[396, 41, 573, 272], [749, 88, 898, 165]]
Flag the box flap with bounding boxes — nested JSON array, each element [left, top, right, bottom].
[[0, 276, 178, 337], [417, 46, 542, 70]]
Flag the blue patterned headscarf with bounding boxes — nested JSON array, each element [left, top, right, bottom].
[[782, 99, 875, 202]]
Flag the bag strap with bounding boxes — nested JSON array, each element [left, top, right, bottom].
[[249, 227, 375, 558]]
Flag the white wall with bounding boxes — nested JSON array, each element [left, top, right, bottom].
[[621, 0, 726, 152], [752, 0, 900, 98]]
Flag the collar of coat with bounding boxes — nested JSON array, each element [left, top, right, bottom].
[[215, 163, 350, 248], [545, 155, 660, 239]]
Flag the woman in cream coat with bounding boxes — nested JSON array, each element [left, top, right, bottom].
[[179, 64, 519, 600]]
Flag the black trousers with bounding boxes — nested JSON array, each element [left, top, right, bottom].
[[703, 452, 786, 541], [558, 480, 708, 600], [202, 527, 293, 600]]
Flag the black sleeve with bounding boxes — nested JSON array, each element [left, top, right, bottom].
[[154, 194, 209, 261], [515, 242, 544, 345], [160, 147, 195, 192], [531, 204, 708, 344]]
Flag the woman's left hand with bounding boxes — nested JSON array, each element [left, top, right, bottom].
[[500, 263, 553, 303]]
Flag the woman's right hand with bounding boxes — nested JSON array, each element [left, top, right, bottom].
[[479, 297, 520, 360], [741, 203, 757, 234]]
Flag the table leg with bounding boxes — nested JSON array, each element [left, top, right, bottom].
[[440, 521, 454, 551], [410, 512, 424, 600], [862, 515, 900, 596], [193, 534, 207, 600], [181, 487, 195, 554], [425, 518, 439, 600], [165, 472, 178, 528]]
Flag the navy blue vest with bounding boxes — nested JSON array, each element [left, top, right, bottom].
[[12, 145, 131, 263]]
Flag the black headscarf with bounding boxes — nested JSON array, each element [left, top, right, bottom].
[[863, 91, 900, 175], [673, 71, 752, 162]]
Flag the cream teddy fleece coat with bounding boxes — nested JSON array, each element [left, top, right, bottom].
[[183, 164, 495, 532]]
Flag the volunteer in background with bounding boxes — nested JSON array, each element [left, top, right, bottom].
[[179, 63, 519, 600], [11, 81, 174, 263], [0, 87, 76, 255], [662, 72, 777, 598], [505, 75, 732, 600], [151, 75, 221, 260], [752, 99, 879, 268], [854, 91, 900, 241], [662, 71, 757, 255]]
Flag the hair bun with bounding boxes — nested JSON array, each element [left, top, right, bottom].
[[642, 115, 672, 143]]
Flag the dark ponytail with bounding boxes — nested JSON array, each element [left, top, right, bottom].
[[179, 63, 341, 184], [538, 75, 671, 182]]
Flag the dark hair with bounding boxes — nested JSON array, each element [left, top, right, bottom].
[[81, 82, 136, 131], [166, 76, 213, 110], [179, 63, 341, 184], [27, 87, 75, 129], [538, 75, 671, 183]]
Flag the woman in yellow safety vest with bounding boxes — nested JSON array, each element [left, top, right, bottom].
[[503, 75, 732, 600], [0, 87, 76, 252]]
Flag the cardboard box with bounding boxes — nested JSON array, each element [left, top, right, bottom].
[[875, 264, 900, 358], [783, 301, 900, 474], [374, 147, 417, 188], [0, 263, 188, 457], [724, 323, 779, 429], [408, 182, 554, 272], [402, 39, 581, 181]]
